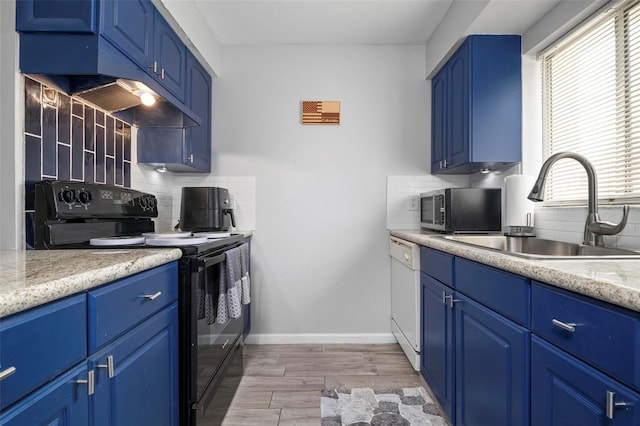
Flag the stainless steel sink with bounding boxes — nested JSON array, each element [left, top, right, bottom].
[[435, 235, 640, 259]]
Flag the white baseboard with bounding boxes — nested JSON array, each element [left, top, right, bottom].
[[244, 333, 397, 345]]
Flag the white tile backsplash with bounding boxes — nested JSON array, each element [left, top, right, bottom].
[[533, 205, 640, 250]]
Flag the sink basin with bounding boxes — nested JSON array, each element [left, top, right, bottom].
[[435, 235, 640, 259]]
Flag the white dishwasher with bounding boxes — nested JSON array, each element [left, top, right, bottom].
[[389, 236, 421, 371]]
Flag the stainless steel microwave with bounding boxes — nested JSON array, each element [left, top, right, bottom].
[[420, 188, 502, 233]]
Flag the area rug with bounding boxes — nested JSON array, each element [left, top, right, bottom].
[[320, 386, 448, 425]]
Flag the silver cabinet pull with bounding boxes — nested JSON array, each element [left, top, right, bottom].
[[441, 291, 449, 304], [97, 355, 115, 378], [188, 154, 194, 163], [449, 296, 461, 309], [0, 366, 16, 381], [142, 291, 162, 301], [160, 68, 165, 79], [149, 61, 158, 73], [606, 391, 632, 419], [552, 319, 576, 332], [222, 339, 230, 349], [75, 370, 95, 395]]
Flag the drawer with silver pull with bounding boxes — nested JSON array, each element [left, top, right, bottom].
[[532, 282, 640, 391], [87, 262, 178, 353], [0, 294, 86, 410]]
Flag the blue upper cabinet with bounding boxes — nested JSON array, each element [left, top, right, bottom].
[[154, 13, 186, 101], [17, 0, 187, 103], [137, 50, 211, 172], [184, 50, 212, 172], [431, 65, 448, 173], [16, 0, 96, 32], [101, 0, 186, 101], [431, 35, 522, 174], [100, 0, 154, 70]]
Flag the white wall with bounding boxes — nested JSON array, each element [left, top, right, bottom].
[[212, 45, 428, 342], [157, 0, 222, 76], [0, 1, 23, 250]]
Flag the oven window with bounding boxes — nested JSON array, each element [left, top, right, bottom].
[[194, 263, 244, 404]]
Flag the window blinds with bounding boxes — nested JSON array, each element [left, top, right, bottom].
[[541, 0, 640, 204]]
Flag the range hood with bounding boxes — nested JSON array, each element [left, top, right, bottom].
[[19, 33, 200, 128]]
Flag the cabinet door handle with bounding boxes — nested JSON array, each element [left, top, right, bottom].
[[74, 370, 95, 395], [0, 366, 16, 381], [552, 319, 576, 332], [443, 159, 448, 168], [449, 296, 460, 309], [97, 355, 115, 378], [142, 291, 162, 301], [222, 339, 230, 349], [160, 68, 165, 79], [149, 61, 158, 73], [188, 154, 194, 163], [606, 391, 632, 419]]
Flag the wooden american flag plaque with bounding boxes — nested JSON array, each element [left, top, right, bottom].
[[301, 101, 340, 125]]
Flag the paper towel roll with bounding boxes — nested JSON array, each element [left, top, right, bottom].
[[504, 175, 535, 227]]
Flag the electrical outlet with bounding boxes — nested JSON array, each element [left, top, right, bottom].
[[408, 195, 419, 211]]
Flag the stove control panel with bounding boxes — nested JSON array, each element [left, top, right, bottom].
[[36, 180, 159, 219]]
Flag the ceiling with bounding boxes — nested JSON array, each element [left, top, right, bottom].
[[192, 0, 563, 45]]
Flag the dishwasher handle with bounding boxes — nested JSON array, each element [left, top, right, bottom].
[[389, 236, 420, 270]]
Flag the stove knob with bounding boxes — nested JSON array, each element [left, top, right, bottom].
[[60, 189, 75, 204], [78, 190, 91, 205]]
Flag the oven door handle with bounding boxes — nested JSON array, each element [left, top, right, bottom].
[[198, 253, 226, 269]]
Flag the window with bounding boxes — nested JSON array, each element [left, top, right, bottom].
[[541, 0, 640, 205]]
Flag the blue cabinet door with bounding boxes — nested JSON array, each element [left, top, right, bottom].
[[431, 65, 447, 173], [421, 273, 455, 422], [455, 293, 530, 426], [154, 12, 186, 101], [184, 51, 212, 172], [448, 41, 470, 169], [0, 363, 90, 426], [532, 336, 640, 426], [16, 0, 96, 32], [430, 35, 521, 174], [90, 303, 179, 426], [101, 0, 153, 70]]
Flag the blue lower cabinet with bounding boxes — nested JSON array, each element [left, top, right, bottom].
[[455, 294, 529, 426], [0, 262, 179, 426], [421, 273, 455, 422], [0, 363, 90, 426], [420, 248, 530, 426], [532, 336, 640, 426], [90, 303, 179, 426]]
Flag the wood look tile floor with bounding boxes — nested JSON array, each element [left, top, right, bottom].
[[221, 343, 431, 426]]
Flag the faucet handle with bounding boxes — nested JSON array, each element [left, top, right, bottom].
[[588, 205, 630, 236]]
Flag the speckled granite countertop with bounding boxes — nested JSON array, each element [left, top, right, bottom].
[[0, 248, 182, 318], [391, 230, 640, 313]]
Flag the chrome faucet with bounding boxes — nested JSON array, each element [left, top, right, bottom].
[[527, 151, 630, 246]]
